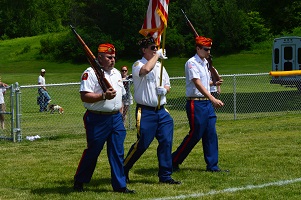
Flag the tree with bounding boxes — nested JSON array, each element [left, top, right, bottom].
[[257, 0, 301, 34], [0, 0, 71, 38]]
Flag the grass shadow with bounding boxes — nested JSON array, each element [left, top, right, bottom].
[[30, 178, 112, 195]]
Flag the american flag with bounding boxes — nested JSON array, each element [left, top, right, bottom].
[[139, 0, 169, 45]]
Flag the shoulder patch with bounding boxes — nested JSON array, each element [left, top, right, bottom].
[[188, 62, 196, 69], [133, 62, 139, 67], [82, 72, 88, 80]]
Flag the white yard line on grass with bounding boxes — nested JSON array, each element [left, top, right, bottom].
[[147, 178, 301, 200]]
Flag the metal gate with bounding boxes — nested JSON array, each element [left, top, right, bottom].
[[0, 83, 21, 142]]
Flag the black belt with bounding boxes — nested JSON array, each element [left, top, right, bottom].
[[88, 110, 119, 115], [187, 97, 209, 101], [137, 104, 164, 111]]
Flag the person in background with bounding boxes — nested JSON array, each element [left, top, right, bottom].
[[172, 36, 229, 173], [120, 65, 133, 124], [37, 69, 51, 112], [73, 43, 135, 194], [209, 68, 222, 99], [123, 36, 181, 185], [0, 80, 8, 129]]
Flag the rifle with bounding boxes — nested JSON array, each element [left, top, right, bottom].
[[70, 25, 112, 91], [181, 9, 199, 38], [207, 55, 220, 86], [181, 9, 221, 85]]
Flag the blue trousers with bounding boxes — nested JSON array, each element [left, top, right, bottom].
[[38, 88, 51, 112], [172, 100, 219, 171], [74, 111, 127, 190], [124, 105, 174, 182]]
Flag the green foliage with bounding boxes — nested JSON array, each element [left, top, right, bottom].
[[0, 0, 273, 59], [247, 11, 271, 42], [176, 0, 271, 55], [0, 0, 71, 37], [18, 44, 31, 55], [1, 0, 301, 60], [39, 32, 73, 61], [258, 1, 301, 34], [280, 26, 301, 37], [291, 27, 301, 36], [165, 28, 187, 57], [0, 34, 10, 40]]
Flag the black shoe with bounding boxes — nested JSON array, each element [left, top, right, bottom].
[[160, 178, 181, 185], [114, 187, 136, 194], [172, 163, 180, 172], [206, 169, 230, 173], [73, 181, 84, 192]]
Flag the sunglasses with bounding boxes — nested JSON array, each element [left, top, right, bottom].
[[149, 45, 158, 50], [202, 47, 211, 52], [121, 70, 127, 72], [106, 56, 116, 60]]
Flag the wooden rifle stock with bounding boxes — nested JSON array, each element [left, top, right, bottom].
[[207, 55, 221, 86], [181, 10, 221, 85], [69, 25, 112, 91]]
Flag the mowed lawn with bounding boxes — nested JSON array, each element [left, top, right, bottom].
[[1, 114, 301, 200]]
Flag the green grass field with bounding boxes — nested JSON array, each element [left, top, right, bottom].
[[1, 34, 301, 200], [1, 114, 301, 200]]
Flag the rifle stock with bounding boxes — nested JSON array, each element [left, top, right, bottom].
[[70, 25, 112, 91], [207, 55, 221, 86], [180, 10, 221, 85]]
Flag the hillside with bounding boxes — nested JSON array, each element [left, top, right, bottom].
[[0, 34, 273, 85]]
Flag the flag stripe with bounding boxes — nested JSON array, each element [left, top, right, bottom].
[[139, 0, 169, 45], [157, 0, 168, 26]]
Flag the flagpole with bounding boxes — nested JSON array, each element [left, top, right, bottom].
[[157, 24, 167, 109]]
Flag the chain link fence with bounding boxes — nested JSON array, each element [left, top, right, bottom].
[[2, 73, 301, 142]]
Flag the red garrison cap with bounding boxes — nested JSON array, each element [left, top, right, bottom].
[[195, 36, 212, 47], [98, 43, 115, 54]]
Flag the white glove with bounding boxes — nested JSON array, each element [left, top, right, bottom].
[[156, 49, 168, 59], [156, 86, 167, 96]]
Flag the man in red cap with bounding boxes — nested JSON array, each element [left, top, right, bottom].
[[172, 36, 229, 173], [73, 43, 135, 193]]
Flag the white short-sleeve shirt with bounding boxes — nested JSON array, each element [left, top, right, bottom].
[[132, 57, 170, 107], [185, 54, 210, 97], [80, 67, 125, 112], [38, 75, 45, 86], [0, 88, 6, 104]]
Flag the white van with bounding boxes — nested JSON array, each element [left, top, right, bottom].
[[270, 36, 301, 91]]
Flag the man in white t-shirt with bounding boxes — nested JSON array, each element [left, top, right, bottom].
[[37, 69, 51, 112]]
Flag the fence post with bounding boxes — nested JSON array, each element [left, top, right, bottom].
[[8, 84, 15, 142], [14, 82, 22, 142], [233, 75, 237, 120]]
